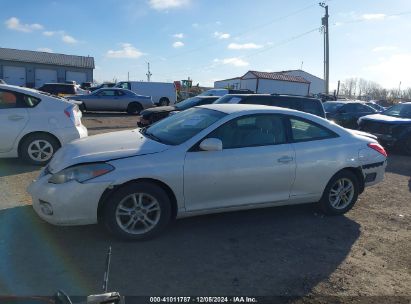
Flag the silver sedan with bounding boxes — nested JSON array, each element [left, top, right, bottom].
[[28, 104, 387, 240], [70, 88, 154, 114]]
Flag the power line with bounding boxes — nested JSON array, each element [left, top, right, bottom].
[[157, 26, 322, 79], [332, 10, 411, 27], [150, 1, 321, 64]]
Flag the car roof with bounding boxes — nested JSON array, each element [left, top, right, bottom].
[[0, 83, 42, 95], [325, 100, 363, 104], [195, 96, 219, 99], [198, 103, 305, 115], [224, 93, 319, 100], [42, 83, 74, 86]]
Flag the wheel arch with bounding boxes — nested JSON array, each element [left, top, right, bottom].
[[127, 101, 143, 113], [333, 166, 365, 194], [159, 97, 170, 105], [97, 178, 178, 223], [17, 131, 62, 157]]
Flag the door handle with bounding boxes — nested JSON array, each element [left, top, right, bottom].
[[8, 115, 25, 121], [277, 156, 294, 163]]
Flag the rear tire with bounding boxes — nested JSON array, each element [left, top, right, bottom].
[[159, 98, 169, 106], [318, 170, 359, 215], [127, 102, 143, 115], [20, 133, 60, 166], [102, 182, 172, 240]]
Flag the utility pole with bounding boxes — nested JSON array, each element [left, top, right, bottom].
[[127, 72, 129, 81], [146, 62, 152, 82], [398, 81, 402, 99], [320, 2, 329, 94]]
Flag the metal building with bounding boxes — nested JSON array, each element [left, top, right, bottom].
[[0, 47, 94, 88], [279, 69, 325, 94], [214, 69, 324, 95]]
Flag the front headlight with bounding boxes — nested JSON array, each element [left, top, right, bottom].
[[48, 163, 114, 184]]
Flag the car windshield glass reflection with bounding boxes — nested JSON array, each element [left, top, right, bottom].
[[142, 107, 226, 145], [175, 97, 201, 110], [323, 102, 344, 112], [382, 104, 411, 118]]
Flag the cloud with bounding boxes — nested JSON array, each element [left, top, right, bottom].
[[106, 43, 144, 58], [37, 48, 53, 53], [372, 45, 398, 52], [43, 31, 55, 36], [173, 33, 184, 39], [214, 31, 230, 39], [62, 34, 78, 44], [364, 53, 411, 88], [5, 17, 43, 32], [148, 0, 190, 10], [172, 41, 184, 48], [361, 13, 386, 20], [214, 57, 249, 67], [228, 43, 263, 50]]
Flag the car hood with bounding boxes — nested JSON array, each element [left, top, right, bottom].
[[141, 106, 176, 115], [48, 129, 169, 173], [360, 113, 411, 124]]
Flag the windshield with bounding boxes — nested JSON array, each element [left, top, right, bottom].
[[199, 89, 227, 96], [323, 102, 344, 113], [175, 97, 201, 110], [214, 95, 245, 104], [366, 103, 384, 111], [142, 107, 227, 145], [382, 104, 411, 118]]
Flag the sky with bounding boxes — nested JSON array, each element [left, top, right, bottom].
[[1, 0, 411, 90]]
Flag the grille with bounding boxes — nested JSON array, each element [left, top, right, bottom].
[[360, 120, 391, 135]]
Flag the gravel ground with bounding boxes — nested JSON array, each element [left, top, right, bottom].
[[0, 113, 409, 300]]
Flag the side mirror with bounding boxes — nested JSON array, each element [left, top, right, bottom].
[[199, 138, 222, 151]]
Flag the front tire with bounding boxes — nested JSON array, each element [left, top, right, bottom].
[[20, 133, 60, 165], [318, 170, 359, 215], [103, 182, 172, 240], [127, 102, 143, 115], [159, 98, 169, 106]]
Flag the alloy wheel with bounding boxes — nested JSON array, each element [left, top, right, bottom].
[[328, 178, 355, 210], [28, 140, 54, 162], [115, 193, 161, 234]]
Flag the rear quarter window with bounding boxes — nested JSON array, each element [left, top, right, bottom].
[[24, 95, 41, 107], [289, 116, 338, 142]]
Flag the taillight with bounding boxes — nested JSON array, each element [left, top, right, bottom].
[[368, 143, 387, 157], [64, 106, 81, 126]]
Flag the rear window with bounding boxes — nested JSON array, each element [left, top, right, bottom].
[[299, 100, 324, 117], [59, 85, 75, 94], [323, 102, 344, 113], [214, 95, 246, 104], [270, 98, 324, 117]]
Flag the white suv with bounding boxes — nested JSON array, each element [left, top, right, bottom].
[[0, 84, 88, 165]]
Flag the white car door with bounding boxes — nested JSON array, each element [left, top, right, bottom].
[[286, 116, 345, 199], [0, 89, 29, 152], [184, 114, 295, 211]]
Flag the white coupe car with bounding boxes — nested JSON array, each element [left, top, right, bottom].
[[0, 84, 88, 165], [28, 104, 387, 239]]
